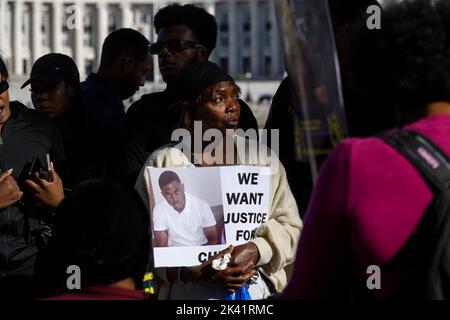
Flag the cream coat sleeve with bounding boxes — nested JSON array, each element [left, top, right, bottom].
[[250, 154, 303, 276]]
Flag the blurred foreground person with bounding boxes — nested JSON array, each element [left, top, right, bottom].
[[0, 56, 64, 299], [26, 176, 151, 300], [283, 0, 450, 299]]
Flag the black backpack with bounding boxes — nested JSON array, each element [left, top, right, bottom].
[[378, 129, 450, 299]]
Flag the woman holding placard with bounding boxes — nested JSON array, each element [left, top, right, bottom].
[[135, 61, 302, 300]]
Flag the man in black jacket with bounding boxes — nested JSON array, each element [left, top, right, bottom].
[[0, 57, 65, 298], [121, 4, 258, 187]]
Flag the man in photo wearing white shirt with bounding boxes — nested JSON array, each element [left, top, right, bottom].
[[153, 171, 219, 247]]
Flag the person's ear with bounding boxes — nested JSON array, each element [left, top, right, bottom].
[[180, 101, 194, 130], [197, 49, 210, 62], [120, 55, 134, 72], [66, 84, 76, 99]]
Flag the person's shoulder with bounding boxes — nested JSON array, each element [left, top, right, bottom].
[[127, 91, 167, 121], [188, 193, 206, 205], [10, 101, 53, 125], [144, 144, 190, 168]]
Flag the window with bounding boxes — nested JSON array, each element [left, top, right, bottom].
[[220, 58, 228, 73], [41, 7, 51, 47], [62, 7, 71, 46], [23, 59, 28, 75], [243, 57, 251, 74], [85, 59, 94, 75], [84, 8, 94, 47], [244, 35, 251, 47], [220, 35, 228, 47], [220, 23, 228, 32], [108, 12, 117, 33], [265, 56, 272, 76]]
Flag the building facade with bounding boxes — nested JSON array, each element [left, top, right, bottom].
[[0, 0, 284, 106]]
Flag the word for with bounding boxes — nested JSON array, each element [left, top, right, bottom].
[[235, 228, 258, 241]]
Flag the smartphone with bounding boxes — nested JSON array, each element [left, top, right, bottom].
[[27, 156, 43, 179], [27, 154, 53, 182], [40, 154, 53, 182]]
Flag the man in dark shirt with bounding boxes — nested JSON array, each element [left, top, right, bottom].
[[122, 4, 258, 187], [81, 28, 151, 179]]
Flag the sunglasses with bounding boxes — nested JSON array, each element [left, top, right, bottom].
[[149, 40, 206, 55], [0, 80, 9, 95]]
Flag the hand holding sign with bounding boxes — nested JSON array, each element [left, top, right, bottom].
[[228, 242, 260, 268], [181, 245, 234, 283]]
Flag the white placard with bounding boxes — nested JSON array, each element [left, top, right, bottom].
[[147, 165, 271, 267]]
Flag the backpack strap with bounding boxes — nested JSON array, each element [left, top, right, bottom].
[[379, 130, 450, 194], [379, 129, 450, 298]]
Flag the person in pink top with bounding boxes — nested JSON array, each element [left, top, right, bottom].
[[282, 0, 450, 299]]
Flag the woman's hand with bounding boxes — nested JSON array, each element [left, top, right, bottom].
[[217, 242, 260, 292], [25, 166, 64, 210], [228, 242, 260, 268], [180, 245, 234, 283], [0, 169, 23, 208], [181, 243, 259, 292]]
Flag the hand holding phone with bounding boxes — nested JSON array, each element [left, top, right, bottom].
[[39, 154, 53, 182]]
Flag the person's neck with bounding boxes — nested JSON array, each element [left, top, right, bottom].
[[108, 277, 136, 290], [96, 67, 119, 90], [426, 101, 450, 116], [191, 132, 237, 167]]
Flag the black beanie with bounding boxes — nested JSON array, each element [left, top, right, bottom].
[[172, 61, 235, 101]]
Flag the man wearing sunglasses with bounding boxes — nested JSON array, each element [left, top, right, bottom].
[[120, 4, 258, 188]]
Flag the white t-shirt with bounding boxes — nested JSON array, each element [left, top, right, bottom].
[[153, 193, 217, 247]]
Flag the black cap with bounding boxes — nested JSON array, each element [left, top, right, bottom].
[[172, 61, 234, 101], [21, 53, 80, 89]]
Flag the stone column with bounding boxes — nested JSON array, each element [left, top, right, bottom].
[[270, 0, 281, 76], [74, 2, 85, 78], [13, 0, 23, 75], [0, 0, 7, 57], [120, 2, 133, 28], [206, 0, 216, 62], [250, 0, 259, 77], [206, 0, 216, 16], [227, 0, 238, 75], [96, 2, 108, 67], [152, 0, 161, 83], [52, 0, 62, 53], [31, 0, 42, 62]]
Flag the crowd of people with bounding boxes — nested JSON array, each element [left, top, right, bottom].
[[0, 0, 449, 300]]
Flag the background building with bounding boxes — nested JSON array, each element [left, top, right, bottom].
[[0, 0, 284, 116]]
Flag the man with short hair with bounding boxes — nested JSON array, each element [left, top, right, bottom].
[[81, 28, 151, 179], [121, 4, 258, 187], [153, 171, 218, 247]]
